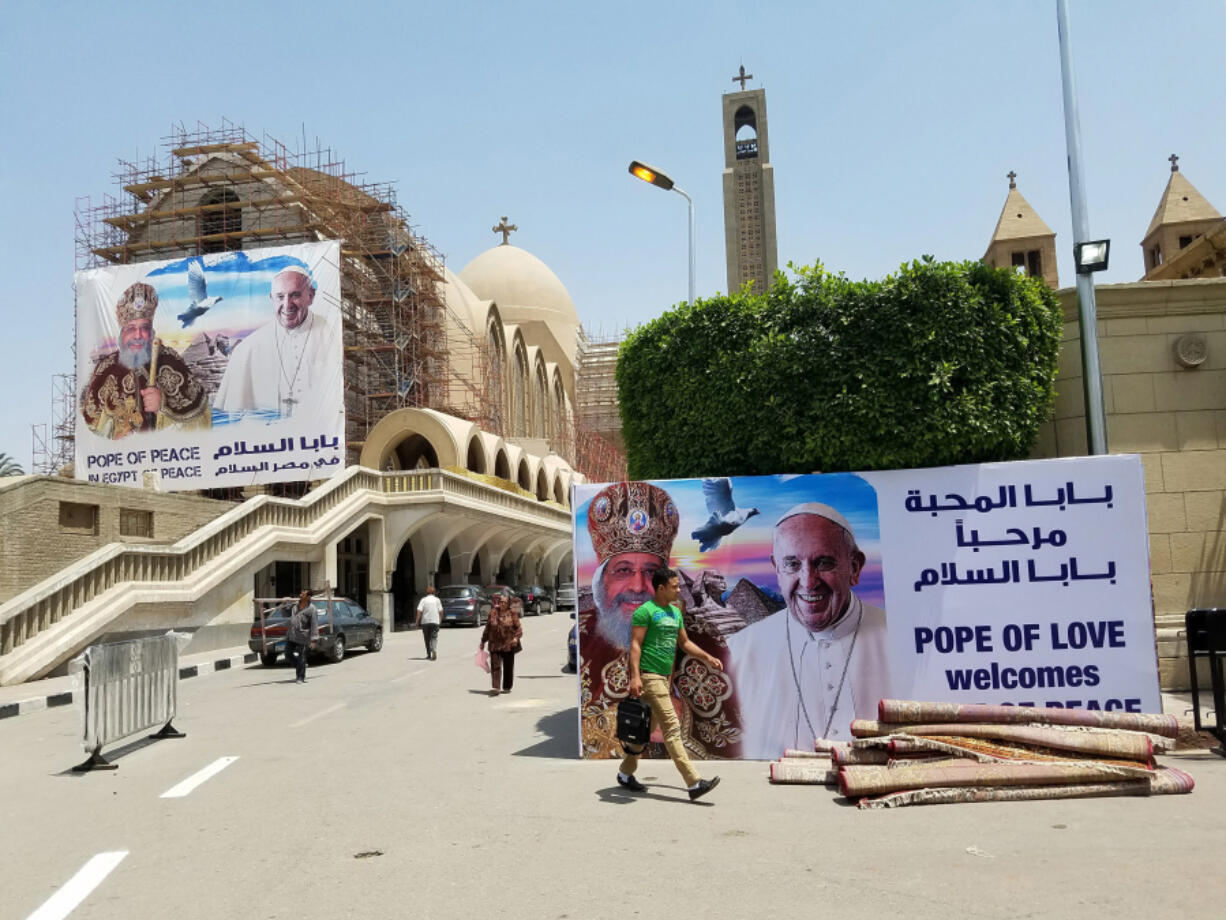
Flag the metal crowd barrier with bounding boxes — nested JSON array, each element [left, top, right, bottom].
[[69, 631, 189, 772], [1185, 608, 1226, 757]]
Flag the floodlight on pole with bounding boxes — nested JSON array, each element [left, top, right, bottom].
[[628, 160, 695, 306], [1074, 239, 1111, 274]]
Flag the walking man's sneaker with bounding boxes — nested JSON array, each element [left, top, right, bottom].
[[617, 772, 647, 792], [688, 776, 720, 801]]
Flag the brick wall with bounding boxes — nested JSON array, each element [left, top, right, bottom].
[[0, 476, 234, 603], [1032, 278, 1226, 641]]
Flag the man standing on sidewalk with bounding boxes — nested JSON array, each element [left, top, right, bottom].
[[415, 586, 443, 661], [617, 567, 721, 802], [286, 591, 319, 683]]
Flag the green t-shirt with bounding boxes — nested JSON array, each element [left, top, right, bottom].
[[632, 600, 683, 676]]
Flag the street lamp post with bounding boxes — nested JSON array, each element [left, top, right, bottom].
[[628, 161, 695, 306], [1056, 0, 1109, 455]]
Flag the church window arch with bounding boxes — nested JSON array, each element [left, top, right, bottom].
[[733, 105, 758, 160], [486, 319, 506, 436], [552, 375, 567, 443], [199, 188, 242, 254], [533, 357, 548, 439], [512, 340, 529, 437]]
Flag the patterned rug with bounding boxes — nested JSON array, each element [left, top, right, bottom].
[[842, 721, 1154, 763], [769, 760, 838, 785], [877, 700, 1179, 738], [885, 734, 1153, 770], [838, 759, 1156, 798], [855, 766, 1195, 808]]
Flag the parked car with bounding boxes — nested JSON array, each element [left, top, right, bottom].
[[440, 585, 494, 627], [484, 584, 523, 615], [249, 595, 383, 666], [563, 611, 577, 673], [513, 584, 554, 616], [555, 583, 576, 611]]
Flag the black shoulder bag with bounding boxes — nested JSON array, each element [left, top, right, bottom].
[[616, 697, 652, 752]]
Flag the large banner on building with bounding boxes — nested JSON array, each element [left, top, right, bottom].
[[573, 455, 1157, 761], [75, 241, 344, 491]]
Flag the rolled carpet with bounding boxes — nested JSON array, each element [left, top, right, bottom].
[[838, 759, 1154, 798], [848, 722, 1153, 763], [855, 766, 1195, 808], [886, 734, 1154, 770], [878, 700, 1178, 738], [782, 749, 826, 759], [770, 761, 838, 785]]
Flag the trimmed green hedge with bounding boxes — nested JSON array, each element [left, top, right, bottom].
[[617, 258, 1063, 479]]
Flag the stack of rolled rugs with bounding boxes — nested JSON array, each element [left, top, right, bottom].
[[769, 699, 1195, 809]]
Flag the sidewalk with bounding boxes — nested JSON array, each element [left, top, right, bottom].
[[0, 643, 258, 720]]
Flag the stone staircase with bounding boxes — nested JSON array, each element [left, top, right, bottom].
[[0, 466, 570, 686]]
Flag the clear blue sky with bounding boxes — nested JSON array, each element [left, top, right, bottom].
[[2, 0, 1223, 469]]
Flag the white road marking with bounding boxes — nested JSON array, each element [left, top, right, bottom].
[[389, 668, 429, 684], [289, 702, 346, 728], [159, 756, 239, 798], [26, 850, 127, 920]]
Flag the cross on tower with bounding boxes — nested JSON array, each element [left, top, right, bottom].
[[1007, 170, 1017, 189], [1169, 153, 1180, 173], [492, 216, 517, 245], [732, 65, 753, 90]]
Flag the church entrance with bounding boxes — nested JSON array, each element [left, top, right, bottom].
[[336, 523, 369, 609], [391, 540, 416, 631]]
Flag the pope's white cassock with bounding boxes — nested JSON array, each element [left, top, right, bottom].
[[213, 310, 340, 416], [727, 593, 890, 758]]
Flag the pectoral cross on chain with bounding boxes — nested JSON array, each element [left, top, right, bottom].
[[281, 395, 298, 417]]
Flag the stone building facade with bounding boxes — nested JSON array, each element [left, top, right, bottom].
[[0, 476, 231, 604]]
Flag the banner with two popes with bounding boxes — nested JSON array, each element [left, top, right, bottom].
[[74, 240, 344, 491], [573, 454, 1158, 761]]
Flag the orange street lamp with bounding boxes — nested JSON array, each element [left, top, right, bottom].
[[628, 160, 694, 306]]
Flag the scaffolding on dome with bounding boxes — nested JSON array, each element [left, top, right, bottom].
[[64, 119, 623, 484]]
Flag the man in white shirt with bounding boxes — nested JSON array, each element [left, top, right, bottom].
[[726, 503, 890, 757], [212, 266, 339, 418], [415, 585, 444, 661]]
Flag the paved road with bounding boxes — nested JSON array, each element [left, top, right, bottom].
[[3, 613, 1225, 919]]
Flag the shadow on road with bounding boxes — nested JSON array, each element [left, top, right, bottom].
[[513, 706, 579, 759], [55, 733, 171, 777], [239, 675, 327, 688], [594, 783, 714, 806]]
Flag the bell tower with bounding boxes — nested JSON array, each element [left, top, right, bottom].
[[722, 66, 778, 294]]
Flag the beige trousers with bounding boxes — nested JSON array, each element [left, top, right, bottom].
[[619, 673, 700, 787]]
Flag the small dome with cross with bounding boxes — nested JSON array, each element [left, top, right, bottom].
[[458, 242, 580, 364]]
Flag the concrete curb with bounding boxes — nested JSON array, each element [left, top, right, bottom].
[[0, 652, 258, 722]]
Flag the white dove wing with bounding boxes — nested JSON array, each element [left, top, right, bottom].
[[701, 477, 736, 517], [187, 260, 207, 304]]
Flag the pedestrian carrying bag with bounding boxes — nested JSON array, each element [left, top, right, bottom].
[[616, 697, 652, 748]]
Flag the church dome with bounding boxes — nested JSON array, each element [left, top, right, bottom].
[[442, 267, 491, 336], [458, 244, 579, 362]]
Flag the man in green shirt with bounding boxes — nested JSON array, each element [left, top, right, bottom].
[[618, 567, 722, 802]]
